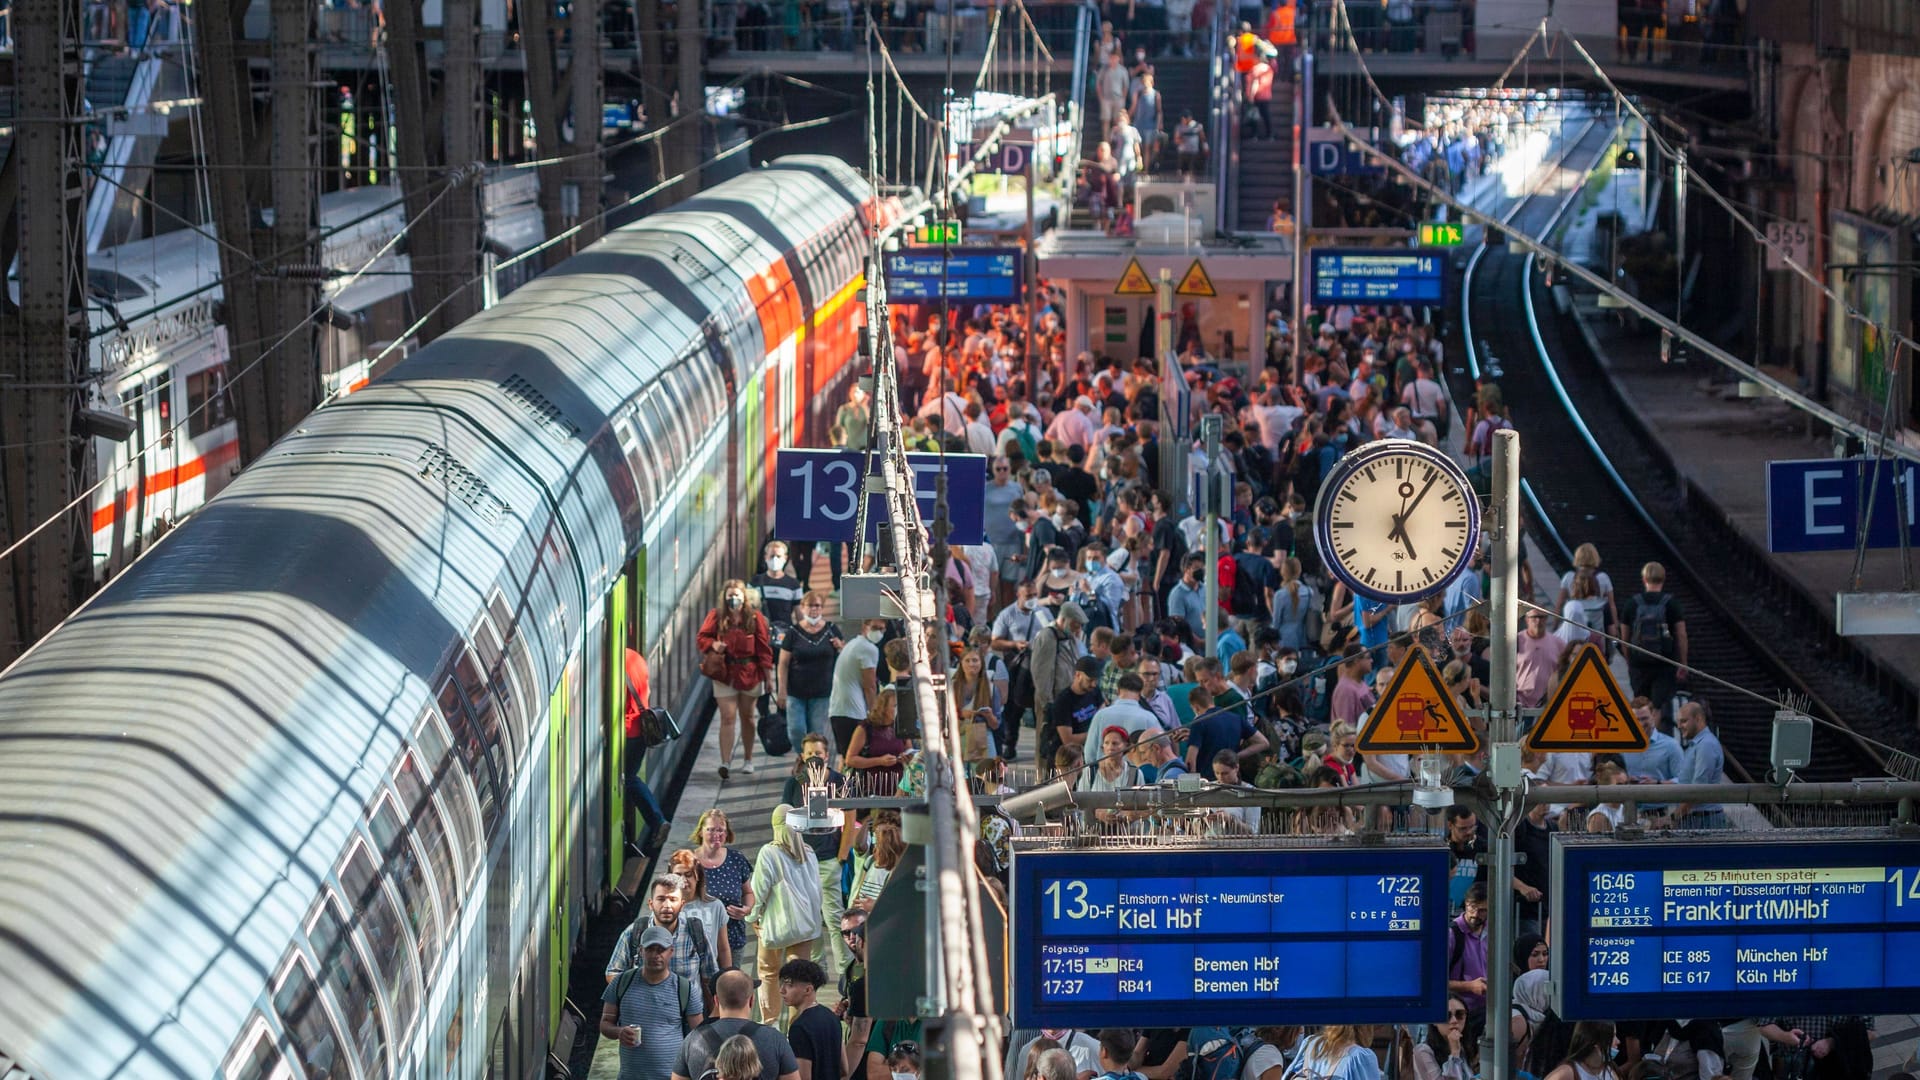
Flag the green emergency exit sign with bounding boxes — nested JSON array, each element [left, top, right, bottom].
[[1418, 222, 1464, 247], [916, 220, 962, 245]]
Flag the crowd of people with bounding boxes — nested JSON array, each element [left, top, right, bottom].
[[592, 262, 1879, 1080]]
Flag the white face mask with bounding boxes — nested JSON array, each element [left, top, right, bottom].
[[1281, 659, 1298, 675], [866, 629, 886, 644], [726, 595, 743, 610], [1020, 599, 1035, 612], [768, 555, 787, 572], [893, 1073, 917, 1080], [802, 612, 825, 627]]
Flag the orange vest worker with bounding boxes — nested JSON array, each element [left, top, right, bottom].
[[1266, 2, 1296, 47], [1234, 30, 1259, 72]]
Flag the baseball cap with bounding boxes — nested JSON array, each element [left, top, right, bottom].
[[1073, 654, 1104, 677], [640, 925, 674, 950]]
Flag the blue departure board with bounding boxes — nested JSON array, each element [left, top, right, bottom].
[[1553, 836, 1920, 1020], [884, 247, 1023, 303], [1011, 845, 1450, 1028], [1309, 249, 1446, 304]]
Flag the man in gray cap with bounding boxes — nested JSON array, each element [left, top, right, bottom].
[[601, 924, 705, 1080], [1029, 591, 1090, 760], [1041, 652, 1105, 769]]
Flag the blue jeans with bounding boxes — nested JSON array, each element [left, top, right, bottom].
[[787, 695, 833, 753]]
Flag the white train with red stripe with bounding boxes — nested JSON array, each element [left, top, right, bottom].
[[0, 156, 906, 1080], [84, 186, 419, 580]]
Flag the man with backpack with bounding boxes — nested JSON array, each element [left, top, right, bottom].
[[608, 875, 722, 993], [1612, 561, 1689, 726], [601, 925, 706, 1080], [671, 970, 799, 1080], [1445, 882, 1491, 1044]]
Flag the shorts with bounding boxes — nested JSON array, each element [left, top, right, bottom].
[[712, 680, 764, 701]]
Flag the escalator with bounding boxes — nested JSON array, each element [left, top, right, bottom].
[[83, 10, 193, 251]]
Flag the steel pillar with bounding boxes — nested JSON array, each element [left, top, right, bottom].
[[0, 0, 89, 660], [569, 0, 604, 250]]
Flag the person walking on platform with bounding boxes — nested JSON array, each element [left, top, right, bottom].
[[671, 970, 799, 1080], [665, 849, 734, 972], [778, 590, 843, 755], [780, 734, 851, 973], [1671, 698, 1726, 829], [601, 924, 705, 1080], [778, 959, 844, 1080], [748, 805, 823, 1027], [701, 579, 775, 779], [1613, 561, 1688, 726], [606, 873, 724, 993], [692, 809, 757, 963]]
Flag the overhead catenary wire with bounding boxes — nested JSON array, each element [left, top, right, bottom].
[[0, 172, 466, 569]]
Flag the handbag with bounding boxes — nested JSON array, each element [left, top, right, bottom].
[[700, 649, 728, 681], [758, 709, 793, 756], [963, 714, 994, 762]]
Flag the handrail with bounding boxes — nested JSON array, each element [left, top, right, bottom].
[[1058, 0, 1097, 213], [1209, 0, 1235, 232]]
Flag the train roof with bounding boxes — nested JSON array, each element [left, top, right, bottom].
[[0, 156, 871, 1079]]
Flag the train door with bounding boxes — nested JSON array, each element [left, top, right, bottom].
[[545, 658, 572, 1042]]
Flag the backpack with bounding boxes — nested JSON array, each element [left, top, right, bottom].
[[608, 968, 695, 1035], [1229, 557, 1266, 617], [631, 706, 682, 749], [1631, 594, 1674, 656], [1183, 1027, 1253, 1080], [1005, 645, 1036, 716], [625, 917, 715, 983], [1010, 423, 1039, 464]]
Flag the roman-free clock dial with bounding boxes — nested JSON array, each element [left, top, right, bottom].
[[1312, 439, 1482, 603]]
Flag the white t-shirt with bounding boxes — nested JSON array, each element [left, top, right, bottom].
[[964, 544, 998, 600], [1017, 1031, 1102, 1079], [1244, 1043, 1287, 1080], [829, 636, 880, 718]]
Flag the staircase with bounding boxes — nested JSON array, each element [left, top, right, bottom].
[[1231, 76, 1294, 233], [1143, 56, 1206, 174], [82, 13, 187, 252]]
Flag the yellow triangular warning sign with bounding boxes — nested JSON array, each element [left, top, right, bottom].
[[1526, 643, 1648, 752], [1174, 258, 1216, 297], [1356, 645, 1480, 754], [1115, 256, 1155, 296]]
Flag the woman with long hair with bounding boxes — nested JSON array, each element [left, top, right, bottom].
[[1541, 1022, 1619, 1080], [843, 682, 909, 792], [665, 848, 733, 971], [950, 647, 1000, 768], [1413, 999, 1475, 1079], [1272, 556, 1321, 657], [690, 808, 755, 958], [715, 1034, 763, 1080], [747, 804, 822, 1025], [1282, 1025, 1380, 1079], [849, 819, 904, 910], [698, 578, 775, 779]]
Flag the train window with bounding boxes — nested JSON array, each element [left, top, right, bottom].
[[412, 708, 450, 772], [613, 414, 654, 507], [661, 370, 698, 459], [469, 618, 521, 771], [435, 674, 500, 836], [340, 841, 420, 1039], [491, 594, 543, 726], [368, 795, 440, 979], [305, 897, 388, 1080], [416, 705, 482, 873], [392, 751, 462, 901], [639, 388, 683, 471], [271, 954, 348, 1080], [187, 366, 233, 437], [223, 1018, 291, 1080]]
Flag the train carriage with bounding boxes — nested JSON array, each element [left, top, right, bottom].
[[0, 155, 886, 1080]]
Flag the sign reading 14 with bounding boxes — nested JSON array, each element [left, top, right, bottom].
[[1889, 867, 1920, 905]]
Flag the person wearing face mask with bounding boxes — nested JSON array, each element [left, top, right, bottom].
[[1073, 542, 1126, 632], [1036, 546, 1082, 610], [1009, 497, 1059, 584], [700, 579, 775, 780], [1164, 553, 1209, 643], [752, 540, 804, 631], [778, 591, 844, 761], [828, 619, 889, 770]]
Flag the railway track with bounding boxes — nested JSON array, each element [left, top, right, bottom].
[[1455, 119, 1900, 785]]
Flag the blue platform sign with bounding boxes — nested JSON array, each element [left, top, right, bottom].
[[884, 247, 1023, 304], [1551, 836, 1920, 1021], [1011, 845, 1449, 1028], [1310, 249, 1446, 304], [1766, 456, 1920, 552], [1308, 135, 1385, 177], [773, 448, 988, 546]]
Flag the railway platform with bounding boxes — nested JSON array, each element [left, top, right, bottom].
[[1551, 189, 1920, 726]]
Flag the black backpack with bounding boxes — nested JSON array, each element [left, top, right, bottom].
[[1631, 594, 1674, 656], [1005, 647, 1036, 715], [1228, 557, 1267, 617]]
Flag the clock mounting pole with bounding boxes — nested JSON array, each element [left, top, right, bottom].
[[1480, 427, 1522, 1080]]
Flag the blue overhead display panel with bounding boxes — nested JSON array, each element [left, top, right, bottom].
[[772, 449, 988, 545], [1011, 845, 1449, 1029], [884, 247, 1023, 303], [1310, 249, 1446, 304], [1552, 836, 1920, 1020]]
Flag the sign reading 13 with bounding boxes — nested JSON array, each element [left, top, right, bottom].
[[1045, 879, 1092, 920]]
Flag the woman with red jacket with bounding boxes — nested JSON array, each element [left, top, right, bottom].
[[699, 578, 775, 779]]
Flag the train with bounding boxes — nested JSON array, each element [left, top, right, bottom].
[[84, 171, 551, 582], [0, 155, 892, 1079]]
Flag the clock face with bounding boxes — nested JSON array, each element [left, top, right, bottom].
[[1312, 439, 1482, 603]]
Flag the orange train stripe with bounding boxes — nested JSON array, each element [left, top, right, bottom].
[[90, 437, 242, 534]]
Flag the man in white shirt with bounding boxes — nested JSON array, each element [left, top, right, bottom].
[[989, 580, 1054, 654], [828, 618, 886, 762], [963, 401, 997, 457], [1044, 395, 1097, 451], [1247, 387, 1303, 455]]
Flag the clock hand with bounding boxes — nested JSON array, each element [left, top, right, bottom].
[[1401, 473, 1441, 526]]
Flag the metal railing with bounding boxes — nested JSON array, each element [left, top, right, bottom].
[[1299, 0, 1747, 67], [714, 0, 1084, 55]]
